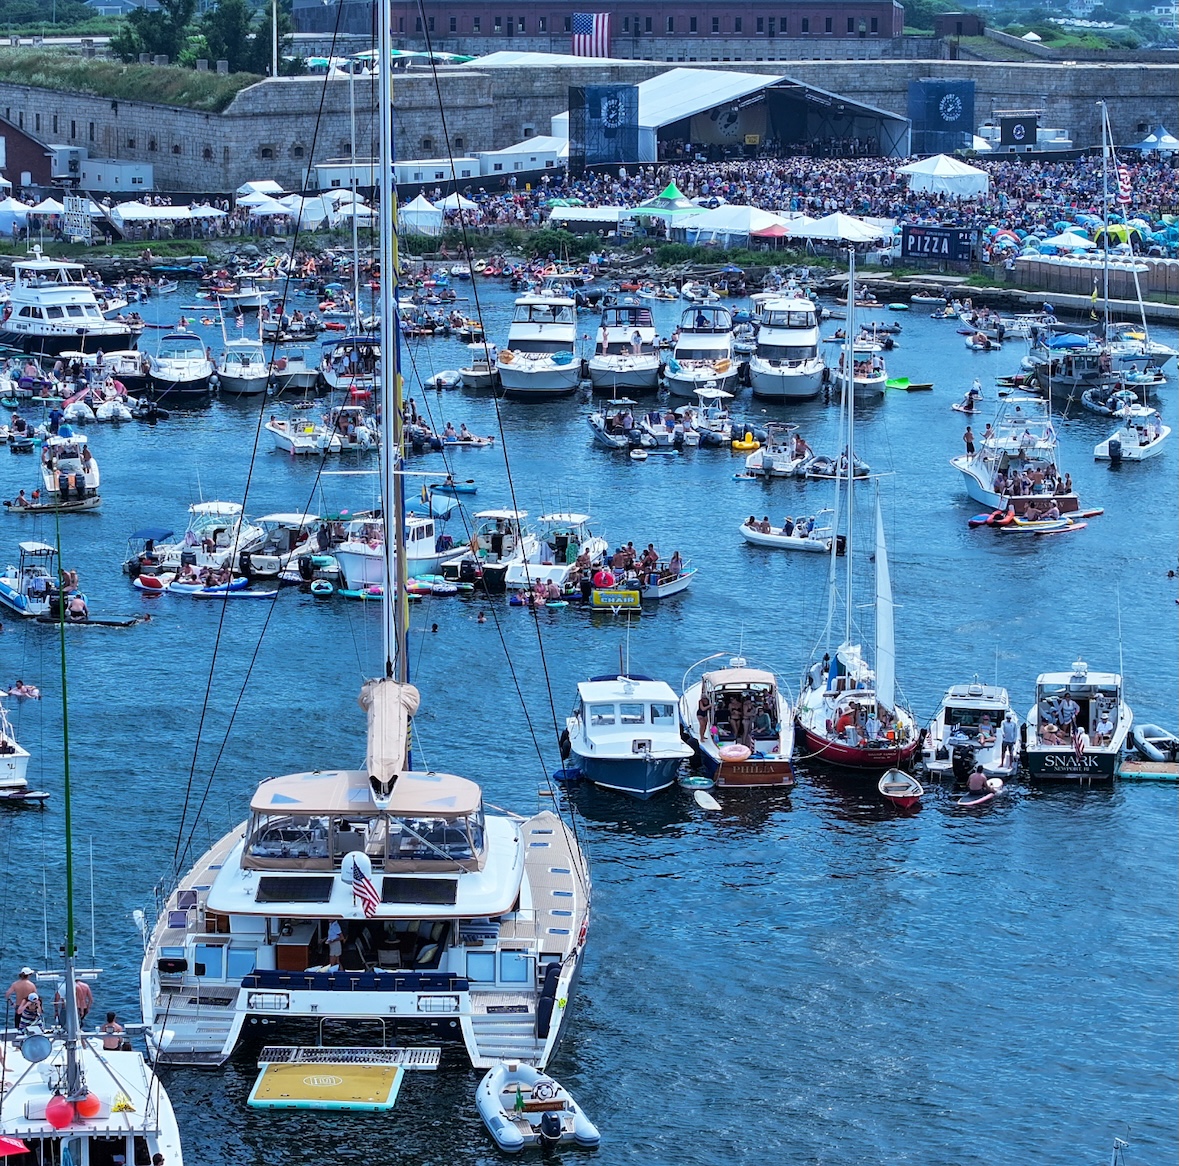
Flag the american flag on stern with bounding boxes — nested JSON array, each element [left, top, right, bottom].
[[352, 871, 381, 918], [1072, 726, 1087, 763], [572, 12, 610, 56]]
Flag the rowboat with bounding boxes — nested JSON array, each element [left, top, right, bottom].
[[878, 768, 923, 808]]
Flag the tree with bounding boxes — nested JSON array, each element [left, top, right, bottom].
[[110, 0, 197, 62], [201, 0, 254, 72]]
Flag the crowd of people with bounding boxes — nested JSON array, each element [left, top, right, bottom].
[[429, 153, 1178, 251]]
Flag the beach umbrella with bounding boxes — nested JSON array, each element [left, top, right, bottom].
[[0, 1138, 29, 1157]]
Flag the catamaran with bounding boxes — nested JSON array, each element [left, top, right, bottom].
[[140, 65, 590, 1074]]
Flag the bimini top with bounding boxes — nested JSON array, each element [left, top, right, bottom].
[[250, 768, 483, 819], [190, 500, 242, 516], [514, 294, 575, 307], [703, 667, 777, 688], [18, 541, 57, 556], [255, 512, 320, 526], [474, 509, 528, 521], [538, 512, 590, 525], [944, 682, 1010, 705]]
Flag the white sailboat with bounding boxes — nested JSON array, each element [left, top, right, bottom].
[[140, 46, 590, 1073]]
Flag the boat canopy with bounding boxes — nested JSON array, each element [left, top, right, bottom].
[[190, 501, 242, 516], [256, 512, 320, 526], [538, 512, 589, 524], [249, 767, 482, 818], [18, 540, 57, 556], [703, 667, 777, 689], [474, 509, 528, 521]]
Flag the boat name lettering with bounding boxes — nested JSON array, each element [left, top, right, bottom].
[[1041, 753, 1103, 772]]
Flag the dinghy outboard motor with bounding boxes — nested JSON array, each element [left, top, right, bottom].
[[297, 555, 315, 582], [1108, 436, 1122, 464], [539, 1110, 564, 1146], [951, 744, 977, 782]]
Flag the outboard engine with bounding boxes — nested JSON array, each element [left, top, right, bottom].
[[239, 551, 252, 576], [538, 1111, 563, 1146], [458, 559, 478, 584], [951, 744, 977, 782], [1107, 437, 1122, 464], [180, 550, 197, 568], [297, 555, 315, 581]]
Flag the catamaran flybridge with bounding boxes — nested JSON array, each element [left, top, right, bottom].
[[140, 681, 589, 1070]]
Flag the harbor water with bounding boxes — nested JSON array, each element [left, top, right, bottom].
[[0, 282, 1175, 1164]]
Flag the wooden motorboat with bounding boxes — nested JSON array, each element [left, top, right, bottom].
[[879, 768, 923, 808], [476, 1060, 600, 1153]]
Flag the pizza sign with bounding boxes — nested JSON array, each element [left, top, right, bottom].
[[901, 225, 977, 263]]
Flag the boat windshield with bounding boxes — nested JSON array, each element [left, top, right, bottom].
[[764, 309, 816, 329], [945, 706, 1001, 732], [675, 347, 728, 362], [758, 343, 816, 362], [159, 337, 206, 360], [514, 302, 575, 325], [244, 806, 486, 871]]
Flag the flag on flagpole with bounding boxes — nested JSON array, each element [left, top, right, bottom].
[[571, 12, 610, 56], [1115, 165, 1132, 206], [352, 872, 381, 918]]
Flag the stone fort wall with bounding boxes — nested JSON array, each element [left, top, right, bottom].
[[0, 58, 1171, 192]]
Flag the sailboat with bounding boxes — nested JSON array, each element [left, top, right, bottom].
[[1, 540, 183, 1161], [140, 38, 591, 1073], [795, 250, 919, 774]]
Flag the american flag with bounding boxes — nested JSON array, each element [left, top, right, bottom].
[[352, 872, 381, 918], [572, 12, 610, 57], [1072, 726, 1087, 762], [1115, 165, 1132, 206]]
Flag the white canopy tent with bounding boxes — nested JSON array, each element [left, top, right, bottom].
[[434, 192, 478, 211], [188, 205, 229, 220], [788, 212, 885, 243], [30, 198, 65, 216], [401, 193, 444, 235], [236, 179, 284, 197], [681, 204, 789, 245], [244, 197, 293, 217], [238, 190, 280, 207], [1128, 126, 1179, 156], [898, 154, 990, 200], [0, 196, 30, 234], [110, 201, 192, 223], [1041, 232, 1097, 250]]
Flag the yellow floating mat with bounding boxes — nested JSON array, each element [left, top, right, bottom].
[[248, 1062, 405, 1111]]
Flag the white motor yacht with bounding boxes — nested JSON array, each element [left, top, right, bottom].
[[148, 332, 214, 403], [266, 403, 377, 456], [217, 340, 269, 396], [1024, 660, 1131, 780], [0, 700, 32, 798], [922, 681, 1020, 778], [321, 334, 380, 394], [563, 675, 693, 798], [830, 338, 886, 400], [496, 295, 582, 399], [0, 540, 60, 617], [950, 395, 1084, 516], [0, 249, 134, 355], [153, 502, 263, 574], [587, 301, 660, 394], [440, 509, 539, 593], [504, 513, 608, 589], [749, 296, 825, 401], [663, 306, 739, 399], [333, 514, 450, 590], [268, 348, 321, 394], [241, 513, 323, 578], [1093, 404, 1170, 461]]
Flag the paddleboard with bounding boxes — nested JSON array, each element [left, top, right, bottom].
[[1035, 522, 1087, 537], [957, 790, 995, 807], [694, 790, 722, 811], [0, 789, 50, 802], [545, 600, 568, 608], [191, 588, 278, 599]]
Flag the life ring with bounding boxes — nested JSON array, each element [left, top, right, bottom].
[[498, 350, 515, 364], [719, 743, 752, 762]]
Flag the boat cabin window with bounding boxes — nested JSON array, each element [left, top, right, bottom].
[[588, 703, 615, 726], [765, 309, 816, 329], [945, 707, 997, 734], [650, 702, 676, 724], [508, 337, 573, 355], [46, 306, 64, 319], [675, 347, 726, 362], [758, 343, 815, 362], [619, 702, 645, 725], [514, 302, 575, 325]]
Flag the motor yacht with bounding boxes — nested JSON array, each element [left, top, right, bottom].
[[830, 338, 886, 401], [147, 332, 214, 404], [496, 296, 582, 399], [1024, 660, 1131, 780], [680, 656, 796, 788], [503, 513, 608, 590], [587, 301, 660, 395], [748, 296, 825, 401], [663, 306, 739, 399], [563, 675, 693, 798], [333, 513, 451, 590], [922, 681, 1020, 778], [217, 340, 269, 397], [150, 502, 263, 574], [0, 249, 134, 355], [440, 510, 540, 594]]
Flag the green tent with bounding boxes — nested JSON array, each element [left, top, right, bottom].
[[634, 182, 703, 219]]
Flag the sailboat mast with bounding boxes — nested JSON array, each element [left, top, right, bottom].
[[843, 246, 855, 647], [349, 67, 362, 333], [1099, 100, 1111, 336], [377, 0, 408, 684], [55, 523, 84, 1098]]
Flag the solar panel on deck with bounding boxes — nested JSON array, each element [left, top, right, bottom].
[[257, 876, 335, 903], [381, 878, 458, 905]]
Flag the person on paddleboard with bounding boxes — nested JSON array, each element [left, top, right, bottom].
[[967, 765, 988, 794]]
